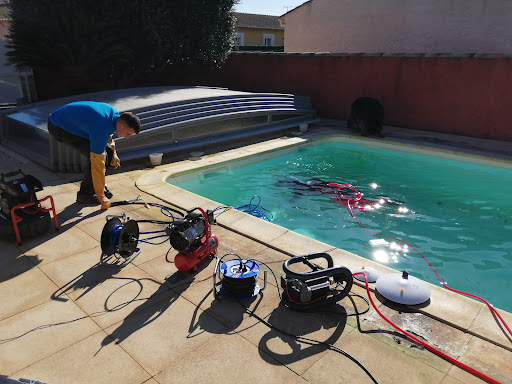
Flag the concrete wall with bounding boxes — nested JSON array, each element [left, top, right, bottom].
[[172, 52, 512, 142], [282, 0, 512, 54]]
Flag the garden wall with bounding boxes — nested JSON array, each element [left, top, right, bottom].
[[169, 52, 512, 141]]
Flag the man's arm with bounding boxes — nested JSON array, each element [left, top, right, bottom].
[[90, 152, 111, 210]]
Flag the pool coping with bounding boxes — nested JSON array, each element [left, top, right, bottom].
[[135, 128, 512, 352]]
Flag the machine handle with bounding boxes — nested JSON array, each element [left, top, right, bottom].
[[283, 253, 334, 279]]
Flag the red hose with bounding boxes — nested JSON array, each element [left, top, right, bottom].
[[353, 272, 502, 384], [328, 183, 512, 339]]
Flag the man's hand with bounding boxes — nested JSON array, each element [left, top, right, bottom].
[[108, 136, 121, 169], [111, 152, 121, 169], [99, 195, 111, 210]]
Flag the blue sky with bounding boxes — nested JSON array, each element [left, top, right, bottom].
[[234, 0, 309, 16]]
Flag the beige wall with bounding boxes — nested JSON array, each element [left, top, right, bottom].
[[283, 0, 512, 54], [237, 28, 284, 46]]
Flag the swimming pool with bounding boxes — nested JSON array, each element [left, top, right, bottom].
[[169, 138, 512, 312]]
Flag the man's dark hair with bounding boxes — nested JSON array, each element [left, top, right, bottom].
[[119, 112, 141, 134]]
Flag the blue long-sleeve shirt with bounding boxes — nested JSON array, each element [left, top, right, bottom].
[[49, 101, 119, 154]]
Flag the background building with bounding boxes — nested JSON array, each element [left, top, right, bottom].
[[281, 0, 512, 54], [233, 12, 284, 51]]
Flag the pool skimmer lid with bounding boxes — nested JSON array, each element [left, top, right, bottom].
[[376, 270, 431, 305], [353, 266, 380, 283]]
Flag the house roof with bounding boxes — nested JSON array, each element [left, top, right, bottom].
[[0, 3, 10, 21], [234, 12, 283, 30]]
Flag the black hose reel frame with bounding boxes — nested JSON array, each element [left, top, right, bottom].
[[281, 253, 353, 311]]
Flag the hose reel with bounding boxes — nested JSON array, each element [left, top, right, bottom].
[[281, 253, 353, 310], [213, 256, 266, 300], [100, 214, 141, 267]]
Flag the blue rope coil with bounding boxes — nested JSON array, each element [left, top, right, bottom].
[[211, 196, 273, 222], [236, 195, 274, 222]]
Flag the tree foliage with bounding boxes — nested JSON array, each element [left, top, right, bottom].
[[6, 0, 236, 87]]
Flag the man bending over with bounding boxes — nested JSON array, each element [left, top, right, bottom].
[[48, 101, 141, 210]]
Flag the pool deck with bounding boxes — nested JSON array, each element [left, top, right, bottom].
[[1, 120, 511, 384]]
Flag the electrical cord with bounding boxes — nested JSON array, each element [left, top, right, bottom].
[[217, 253, 378, 383], [0, 265, 215, 344], [110, 200, 185, 219], [231, 261, 378, 384], [241, 303, 378, 384]]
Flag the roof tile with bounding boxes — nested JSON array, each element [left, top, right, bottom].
[[234, 12, 283, 30]]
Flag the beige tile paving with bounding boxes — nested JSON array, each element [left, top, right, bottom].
[[234, 296, 350, 376], [154, 333, 307, 384], [0, 299, 101, 374], [303, 328, 446, 384], [0, 241, 33, 282], [0, 266, 59, 321], [267, 229, 337, 256], [356, 301, 469, 374], [468, 303, 512, 348], [454, 335, 512, 384], [103, 295, 228, 376], [12, 331, 151, 384], [43, 255, 171, 330], [39, 246, 135, 302], [19, 226, 98, 266]]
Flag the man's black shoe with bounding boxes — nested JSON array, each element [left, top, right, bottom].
[[76, 194, 100, 205]]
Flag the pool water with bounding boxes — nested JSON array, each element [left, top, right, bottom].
[[171, 140, 512, 312]]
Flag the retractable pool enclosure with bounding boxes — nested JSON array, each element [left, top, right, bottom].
[[0, 86, 316, 172]]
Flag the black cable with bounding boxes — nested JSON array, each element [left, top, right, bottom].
[[0, 269, 215, 344], [221, 275, 258, 297], [110, 201, 185, 218], [240, 300, 379, 384], [220, 254, 378, 384]]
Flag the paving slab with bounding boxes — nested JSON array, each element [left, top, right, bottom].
[[154, 333, 307, 384], [0, 299, 101, 374], [103, 294, 228, 376], [0, 266, 59, 321], [12, 331, 151, 384], [303, 328, 446, 384]]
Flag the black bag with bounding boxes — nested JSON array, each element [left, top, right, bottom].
[[0, 169, 43, 219]]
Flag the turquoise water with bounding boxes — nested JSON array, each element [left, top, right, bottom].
[[171, 141, 512, 312]]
